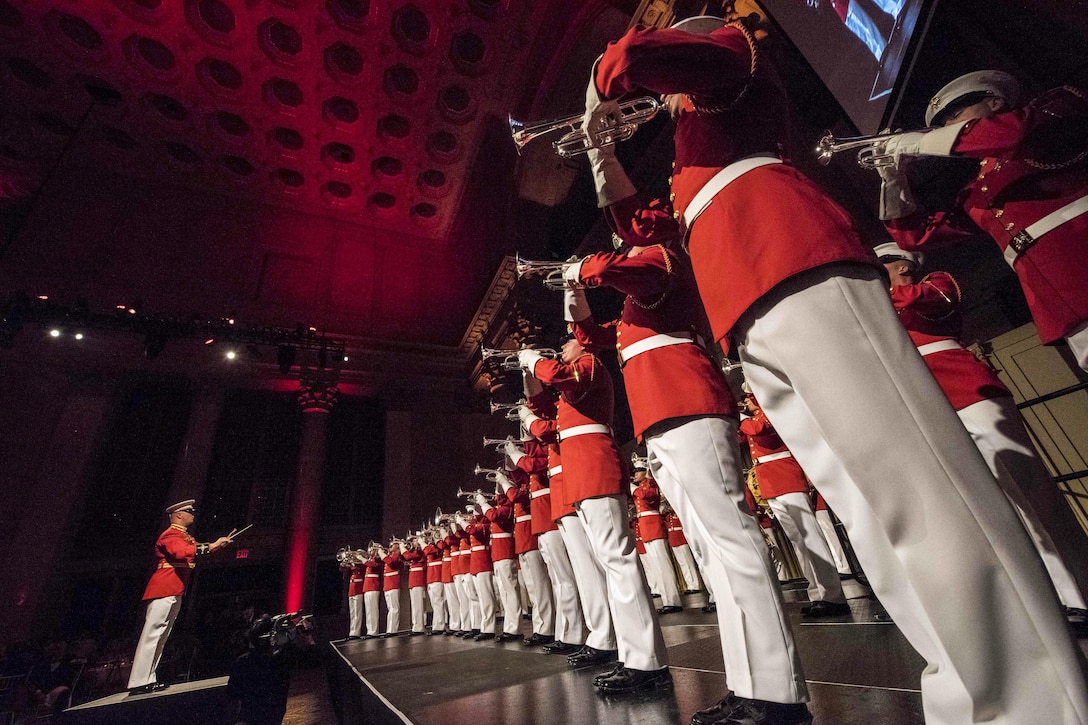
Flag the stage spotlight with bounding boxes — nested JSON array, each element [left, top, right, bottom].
[[50, 329, 60, 337], [204, 338, 215, 345], [74, 333, 83, 340], [226, 350, 237, 360], [277, 345, 297, 374], [343, 355, 349, 362]]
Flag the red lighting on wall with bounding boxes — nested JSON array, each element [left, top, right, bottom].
[[284, 526, 309, 613]]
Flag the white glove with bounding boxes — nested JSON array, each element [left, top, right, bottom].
[[564, 287, 590, 323], [494, 468, 514, 493], [563, 259, 586, 289], [439, 526, 449, 538], [455, 513, 466, 527], [583, 58, 637, 207], [475, 493, 492, 512], [876, 122, 965, 164], [504, 440, 526, 466], [464, 505, 476, 514], [518, 405, 542, 430], [522, 371, 543, 398], [876, 161, 917, 220], [518, 348, 545, 373]]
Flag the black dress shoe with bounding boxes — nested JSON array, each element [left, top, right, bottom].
[[346, 635, 361, 640], [150, 682, 170, 692], [363, 634, 376, 640], [411, 630, 425, 636], [443, 629, 457, 636], [567, 645, 619, 667], [691, 695, 812, 725], [473, 632, 495, 641], [657, 605, 683, 615], [542, 640, 581, 655], [801, 600, 850, 618], [595, 666, 671, 693], [128, 684, 154, 695], [592, 662, 625, 685], [701, 602, 717, 613], [495, 632, 519, 643], [523, 633, 554, 647], [462, 629, 479, 639]]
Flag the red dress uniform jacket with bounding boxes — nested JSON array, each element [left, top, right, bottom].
[[363, 557, 383, 593], [528, 392, 576, 521], [576, 242, 736, 440], [441, 537, 455, 584], [424, 543, 445, 586], [529, 354, 624, 508], [466, 518, 494, 574], [665, 511, 688, 547], [142, 524, 197, 600], [890, 272, 1010, 410], [596, 24, 875, 351], [738, 410, 809, 499], [404, 549, 426, 589], [347, 562, 366, 597], [887, 86, 1088, 343], [382, 551, 403, 592], [507, 473, 540, 553], [632, 479, 666, 541], [484, 493, 517, 562]]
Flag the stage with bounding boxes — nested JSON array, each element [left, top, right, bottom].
[[325, 591, 927, 725]]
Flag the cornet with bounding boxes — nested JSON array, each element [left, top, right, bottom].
[[516, 256, 577, 291], [509, 96, 662, 158], [489, 398, 529, 420], [815, 128, 925, 169]]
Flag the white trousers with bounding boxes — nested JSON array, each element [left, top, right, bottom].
[[409, 587, 426, 633], [1065, 319, 1088, 372], [473, 571, 497, 634], [348, 593, 364, 637], [364, 590, 380, 636], [493, 559, 523, 635], [959, 396, 1088, 609], [814, 508, 852, 575], [384, 590, 400, 635], [671, 543, 702, 592], [639, 552, 662, 596], [427, 581, 447, 632], [738, 265, 1088, 724], [444, 581, 462, 631], [576, 495, 668, 672], [537, 529, 585, 645], [519, 550, 555, 636], [768, 492, 845, 604], [128, 595, 182, 688], [455, 573, 478, 630], [558, 515, 616, 651], [644, 538, 681, 606], [648, 417, 807, 702]]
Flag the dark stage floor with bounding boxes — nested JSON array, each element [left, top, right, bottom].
[[326, 592, 929, 725]]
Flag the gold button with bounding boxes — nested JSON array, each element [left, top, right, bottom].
[[993, 161, 1003, 171], [980, 186, 988, 192], [669, 192, 675, 202], [977, 173, 986, 180], [673, 211, 679, 220], [667, 176, 673, 185], [1005, 223, 1015, 231], [994, 209, 1004, 218], [980, 159, 988, 166]]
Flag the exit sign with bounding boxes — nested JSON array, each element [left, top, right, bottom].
[[236, 549, 250, 559]]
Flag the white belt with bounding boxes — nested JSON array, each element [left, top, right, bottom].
[[427, 561, 443, 566], [410, 567, 423, 571], [515, 514, 532, 522], [668, 527, 683, 532], [637, 510, 661, 518], [531, 488, 550, 499], [917, 339, 963, 356], [619, 332, 694, 364], [755, 450, 792, 464], [682, 154, 783, 232], [471, 545, 486, 552], [350, 578, 363, 582], [547, 465, 563, 477], [1003, 194, 1088, 267], [365, 574, 379, 578], [559, 424, 610, 441], [491, 533, 513, 539]]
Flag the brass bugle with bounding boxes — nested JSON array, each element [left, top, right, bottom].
[[489, 398, 529, 420], [515, 256, 579, 291], [509, 96, 662, 158], [815, 128, 926, 169]]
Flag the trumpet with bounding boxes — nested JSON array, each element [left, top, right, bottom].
[[815, 128, 925, 169], [482, 436, 532, 450], [472, 465, 507, 485], [516, 256, 577, 291], [336, 546, 366, 564], [459, 484, 497, 501], [509, 96, 662, 158], [481, 348, 559, 372], [489, 398, 529, 420]]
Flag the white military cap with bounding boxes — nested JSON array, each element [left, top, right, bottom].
[[925, 70, 1020, 127], [873, 241, 922, 267], [671, 15, 727, 35], [165, 499, 196, 515]]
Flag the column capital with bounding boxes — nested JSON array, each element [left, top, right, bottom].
[[297, 373, 339, 413]]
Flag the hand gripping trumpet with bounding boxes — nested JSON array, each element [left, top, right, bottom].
[[472, 465, 506, 487], [515, 256, 578, 291], [458, 484, 497, 502], [509, 96, 662, 158], [336, 546, 366, 565], [489, 398, 529, 420], [481, 347, 558, 372], [482, 435, 532, 451], [815, 128, 926, 169]]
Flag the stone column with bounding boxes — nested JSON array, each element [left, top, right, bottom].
[[164, 387, 225, 507], [283, 377, 337, 613]]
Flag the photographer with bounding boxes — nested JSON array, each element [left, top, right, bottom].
[[226, 613, 314, 725]]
